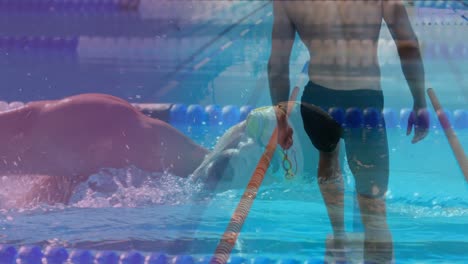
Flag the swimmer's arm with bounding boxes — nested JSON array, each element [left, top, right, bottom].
[[383, 0, 427, 109], [268, 0, 296, 120]]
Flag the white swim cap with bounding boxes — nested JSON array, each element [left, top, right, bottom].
[[245, 106, 277, 146], [244, 103, 305, 182]]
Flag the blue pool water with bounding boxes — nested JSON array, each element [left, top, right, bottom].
[[1, 129, 467, 263], [1, 114, 467, 263], [1, 1, 468, 263]]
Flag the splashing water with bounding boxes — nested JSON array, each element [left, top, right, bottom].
[[0, 174, 48, 210], [0, 166, 205, 211], [70, 167, 204, 208]]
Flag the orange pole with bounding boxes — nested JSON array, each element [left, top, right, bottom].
[[427, 88, 468, 182], [209, 87, 300, 264]]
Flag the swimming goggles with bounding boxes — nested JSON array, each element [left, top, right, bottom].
[[281, 148, 297, 180]]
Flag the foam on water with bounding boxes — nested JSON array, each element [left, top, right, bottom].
[[69, 167, 205, 208], [0, 175, 47, 210], [0, 101, 25, 112], [0, 167, 205, 211]]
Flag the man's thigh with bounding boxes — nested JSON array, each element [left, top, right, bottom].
[[343, 128, 389, 198]]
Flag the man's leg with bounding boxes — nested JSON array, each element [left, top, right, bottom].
[[357, 193, 392, 263], [299, 101, 346, 253], [345, 128, 393, 263], [317, 145, 346, 251]]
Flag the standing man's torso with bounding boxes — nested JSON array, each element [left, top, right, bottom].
[[281, 0, 385, 90]]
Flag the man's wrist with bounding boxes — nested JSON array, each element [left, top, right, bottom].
[[276, 102, 288, 114], [413, 101, 427, 110], [275, 103, 288, 125]]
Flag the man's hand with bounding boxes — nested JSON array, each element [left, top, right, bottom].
[[406, 107, 429, 144], [275, 105, 294, 150], [278, 123, 294, 150]]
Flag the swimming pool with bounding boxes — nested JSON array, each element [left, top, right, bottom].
[[1, 0, 467, 263], [1, 122, 467, 263]]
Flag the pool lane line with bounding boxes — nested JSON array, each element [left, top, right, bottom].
[[239, 28, 250, 37], [152, 1, 271, 100], [180, 4, 270, 71], [157, 2, 274, 100], [193, 57, 211, 71], [209, 86, 300, 264], [220, 41, 233, 51], [427, 88, 468, 182], [178, 7, 272, 102]]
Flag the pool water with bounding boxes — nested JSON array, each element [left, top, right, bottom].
[[1, 128, 467, 263], [1, 1, 467, 263]]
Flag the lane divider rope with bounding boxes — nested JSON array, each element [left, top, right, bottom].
[[209, 86, 300, 264]]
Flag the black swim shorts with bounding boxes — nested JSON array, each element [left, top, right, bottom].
[[300, 80, 389, 198], [300, 102, 343, 153], [300, 80, 386, 153]]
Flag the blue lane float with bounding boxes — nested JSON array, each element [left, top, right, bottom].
[[69, 250, 93, 264], [2, 100, 467, 130], [95, 251, 119, 264], [169, 104, 188, 125], [145, 253, 167, 264], [363, 107, 382, 128], [227, 256, 247, 264], [186, 104, 207, 126], [44, 247, 69, 264], [436, 109, 455, 129], [240, 105, 253, 122], [425, 109, 445, 129], [399, 108, 413, 128], [383, 108, 398, 128], [0, 245, 17, 264], [0, 244, 424, 264], [328, 107, 345, 126], [454, 109, 468, 129], [172, 255, 195, 264], [345, 107, 364, 128], [3, 245, 333, 264], [221, 105, 241, 127], [120, 251, 144, 264], [18, 245, 43, 264], [205, 104, 223, 126]]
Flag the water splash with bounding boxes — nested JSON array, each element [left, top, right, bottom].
[[0, 174, 48, 210], [70, 166, 203, 208], [0, 101, 25, 112], [1, 167, 204, 211], [388, 195, 468, 218]]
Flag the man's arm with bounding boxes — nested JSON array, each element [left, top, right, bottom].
[[383, 0, 429, 143], [383, 0, 426, 109], [268, 1, 296, 112]]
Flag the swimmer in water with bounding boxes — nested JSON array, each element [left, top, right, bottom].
[[0, 93, 313, 207], [0, 94, 208, 206]]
